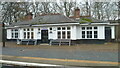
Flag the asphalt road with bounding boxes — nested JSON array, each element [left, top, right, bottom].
[[2, 46, 118, 62]]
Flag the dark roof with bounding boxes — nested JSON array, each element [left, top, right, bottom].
[[70, 16, 105, 23], [108, 19, 120, 23], [13, 14, 77, 26]]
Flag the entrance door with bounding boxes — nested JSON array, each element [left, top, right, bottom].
[[105, 27, 111, 41], [41, 30, 48, 43]]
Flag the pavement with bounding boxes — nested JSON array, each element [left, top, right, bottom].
[[1, 42, 120, 67]]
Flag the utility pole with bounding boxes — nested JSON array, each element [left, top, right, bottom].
[[2, 22, 5, 47]]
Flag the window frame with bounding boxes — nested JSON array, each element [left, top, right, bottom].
[[81, 26, 98, 39], [11, 29, 19, 39], [57, 26, 71, 39], [23, 28, 34, 39]]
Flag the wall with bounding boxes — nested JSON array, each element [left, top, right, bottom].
[[111, 26, 115, 39], [7, 29, 11, 39], [6, 25, 116, 41], [49, 27, 57, 39], [98, 26, 105, 39], [71, 26, 77, 40], [34, 28, 39, 39]]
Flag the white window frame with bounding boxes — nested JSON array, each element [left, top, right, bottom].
[[11, 29, 19, 39], [57, 26, 71, 39], [23, 28, 34, 39], [81, 26, 98, 39]]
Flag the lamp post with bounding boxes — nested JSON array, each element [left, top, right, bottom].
[[2, 22, 5, 47]]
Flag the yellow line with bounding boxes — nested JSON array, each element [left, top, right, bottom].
[[1, 55, 119, 65]]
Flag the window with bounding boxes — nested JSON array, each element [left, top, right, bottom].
[[81, 26, 98, 39], [57, 27, 71, 39], [62, 31, 66, 39], [82, 31, 85, 38], [31, 28, 34, 31], [57, 27, 61, 30], [38, 28, 40, 31], [31, 32, 34, 39], [23, 28, 34, 39], [15, 32, 18, 38], [94, 27, 97, 29], [67, 31, 71, 39], [24, 29, 26, 31], [58, 31, 61, 39], [87, 31, 92, 38], [94, 31, 98, 38], [27, 28, 29, 31], [67, 27, 71, 30], [27, 32, 30, 39], [24, 32, 26, 39], [87, 27, 92, 30], [11, 29, 19, 39], [82, 27, 85, 30], [50, 27, 52, 30], [62, 27, 65, 30]]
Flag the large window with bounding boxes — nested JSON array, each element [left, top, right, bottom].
[[81, 26, 98, 39], [11, 29, 19, 39], [23, 28, 34, 39], [57, 27, 71, 39]]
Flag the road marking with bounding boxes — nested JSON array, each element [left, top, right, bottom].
[[0, 60, 62, 67], [1, 55, 119, 65]]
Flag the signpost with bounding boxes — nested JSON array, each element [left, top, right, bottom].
[[0, 22, 5, 47], [0, 23, 2, 46], [2, 23, 5, 47]]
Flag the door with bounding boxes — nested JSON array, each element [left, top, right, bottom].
[[41, 30, 48, 43], [105, 27, 111, 41]]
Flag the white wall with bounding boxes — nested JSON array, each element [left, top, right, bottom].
[[7, 29, 11, 39], [71, 26, 77, 40], [111, 26, 115, 39], [49, 27, 57, 39], [8, 25, 116, 40], [76, 26, 81, 39], [19, 28, 23, 39], [34, 28, 39, 39], [98, 26, 105, 39]]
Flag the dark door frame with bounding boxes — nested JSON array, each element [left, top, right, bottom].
[[41, 30, 48, 43], [105, 27, 111, 41]]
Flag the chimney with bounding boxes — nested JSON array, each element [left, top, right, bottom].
[[74, 7, 80, 18], [25, 12, 33, 20]]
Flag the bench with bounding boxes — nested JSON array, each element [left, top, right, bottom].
[[50, 39, 71, 46], [17, 39, 37, 45]]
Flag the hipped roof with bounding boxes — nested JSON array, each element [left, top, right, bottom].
[[12, 14, 77, 26], [9, 13, 108, 27], [69, 16, 105, 23]]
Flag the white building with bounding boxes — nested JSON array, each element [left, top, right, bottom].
[[6, 8, 119, 45]]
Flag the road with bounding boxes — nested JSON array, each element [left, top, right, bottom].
[[1, 42, 119, 66], [2, 46, 118, 62]]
